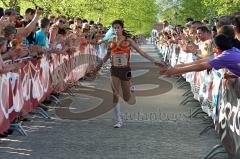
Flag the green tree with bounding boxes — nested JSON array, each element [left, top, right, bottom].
[[158, 0, 208, 25], [0, 0, 158, 34], [203, 0, 240, 16], [0, 0, 19, 7], [158, 0, 240, 26], [158, 0, 181, 24], [178, 0, 207, 23]]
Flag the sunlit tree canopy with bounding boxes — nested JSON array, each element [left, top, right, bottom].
[[158, 0, 240, 25], [0, 0, 159, 35]]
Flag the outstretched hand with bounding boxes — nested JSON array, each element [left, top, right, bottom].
[[154, 61, 168, 67], [154, 61, 166, 67], [35, 7, 44, 17], [159, 66, 174, 77]]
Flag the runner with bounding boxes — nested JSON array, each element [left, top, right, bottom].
[[92, 20, 166, 128]]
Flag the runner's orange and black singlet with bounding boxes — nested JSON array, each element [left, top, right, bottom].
[[110, 37, 132, 81]]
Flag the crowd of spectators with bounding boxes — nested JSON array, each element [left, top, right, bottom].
[[155, 12, 240, 78], [0, 6, 110, 73]]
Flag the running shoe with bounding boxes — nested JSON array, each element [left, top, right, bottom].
[[130, 81, 135, 92], [113, 122, 123, 128]]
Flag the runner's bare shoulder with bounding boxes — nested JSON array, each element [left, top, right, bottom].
[[126, 37, 135, 46]]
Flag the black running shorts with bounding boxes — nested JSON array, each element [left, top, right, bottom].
[[110, 66, 132, 81]]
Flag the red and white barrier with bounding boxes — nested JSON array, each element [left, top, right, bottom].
[[0, 44, 97, 133]]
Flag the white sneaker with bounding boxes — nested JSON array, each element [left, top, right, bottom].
[[130, 81, 135, 92], [130, 85, 135, 92], [113, 122, 123, 128], [114, 114, 123, 128]]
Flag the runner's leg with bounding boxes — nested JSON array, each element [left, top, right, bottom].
[[121, 80, 136, 105], [111, 76, 123, 128]]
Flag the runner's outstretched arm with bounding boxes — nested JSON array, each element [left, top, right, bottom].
[[128, 38, 166, 67], [94, 48, 111, 72], [162, 61, 211, 76]]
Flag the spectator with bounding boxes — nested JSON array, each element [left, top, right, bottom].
[[195, 26, 213, 58], [21, 8, 35, 27], [211, 26, 217, 37], [186, 21, 204, 61], [163, 20, 173, 32], [0, 7, 4, 18], [232, 15, 240, 41], [82, 19, 88, 24], [2, 25, 29, 60], [68, 19, 74, 26], [55, 29, 66, 50], [185, 17, 194, 23], [161, 33, 240, 77], [11, 7, 42, 40], [190, 21, 204, 38], [0, 37, 24, 73], [48, 15, 55, 26], [96, 17, 102, 26], [175, 25, 183, 35], [202, 19, 209, 25], [4, 8, 18, 26], [0, 36, 7, 63], [218, 25, 240, 49], [3, 25, 32, 57], [89, 20, 94, 26], [3, 25, 18, 49], [49, 16, 66, 47], [72, 25, 81, 35], [21, 8, 37, 46], [34, 17, 50, 48], [70, 17, 82, 30], [215, 15, 232, 31]]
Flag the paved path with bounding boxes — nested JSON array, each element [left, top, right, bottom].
[[0, 44, 227, 159]]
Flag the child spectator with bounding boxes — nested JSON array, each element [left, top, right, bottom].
[[34, 17, 50, 48]]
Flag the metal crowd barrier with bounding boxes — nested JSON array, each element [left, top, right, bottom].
[[157, 42, 240, 159], [0, 44, 106, 136]]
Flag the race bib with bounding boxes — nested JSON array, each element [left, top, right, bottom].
[[112, 54, 128, 67]]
